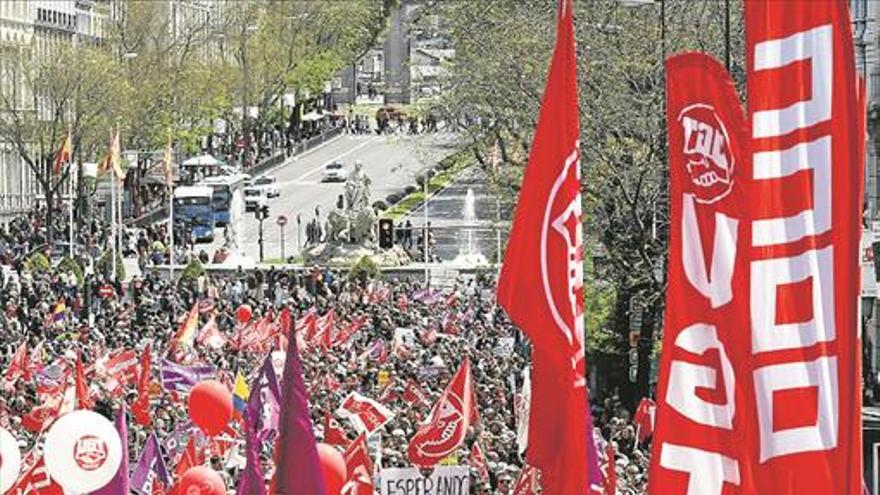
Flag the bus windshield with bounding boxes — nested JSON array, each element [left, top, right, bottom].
[[174, 197, 210, 207], [212, 188, 231, 208]]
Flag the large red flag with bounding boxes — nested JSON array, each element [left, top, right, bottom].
[[650, 0, 862, 491], [495, 0, 592, 492], [407, 357, 476, 467], [649, 50, 750, 495], [743, 0, 862, 493]]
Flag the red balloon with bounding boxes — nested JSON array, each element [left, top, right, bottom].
[[188, 380, 232, 436], [236, 304, 252, 324], [317, 443, 346, 495], [179, 466, 225, 495]]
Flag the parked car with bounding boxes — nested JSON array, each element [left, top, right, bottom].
[[244, 187, 268, 211], [253, 175, 280, 198], [322, 162, 348, 182]]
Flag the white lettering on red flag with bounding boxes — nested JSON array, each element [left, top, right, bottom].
[[651, 2, 862, 493]]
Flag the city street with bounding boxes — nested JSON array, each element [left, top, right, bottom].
[[208, 132, 457, 261]]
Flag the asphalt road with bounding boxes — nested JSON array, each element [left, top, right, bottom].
[[205, 132, 457, 261]]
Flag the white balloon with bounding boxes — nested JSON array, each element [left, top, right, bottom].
[[0, 426, 22, 494], [43, 410, 122, 493]]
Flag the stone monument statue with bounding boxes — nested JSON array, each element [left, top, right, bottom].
[[326, 160, 376, 244], [305, 160, 410, 266]]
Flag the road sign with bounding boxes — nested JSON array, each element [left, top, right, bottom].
[[276, 215, 288, 226]]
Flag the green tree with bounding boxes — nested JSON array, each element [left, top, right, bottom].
[[0, 42, 127, 241], [434, 0, 745, 404]]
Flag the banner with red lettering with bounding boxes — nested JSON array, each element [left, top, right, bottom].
[[649, 51, 750, 494], [651, 1, 862, 493], [744, 0, 861, 492]]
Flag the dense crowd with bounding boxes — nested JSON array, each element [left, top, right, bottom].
[[0, 206, 651, 493]]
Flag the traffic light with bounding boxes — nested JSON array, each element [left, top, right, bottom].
[[378, 218, 394, 249], [256, 205, 270, 220]]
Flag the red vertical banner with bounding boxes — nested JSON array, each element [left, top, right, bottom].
[[650, 52, 751, 494], [744, 0, 862, 493]]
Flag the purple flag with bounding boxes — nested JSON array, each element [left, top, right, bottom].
[[160, 359, 215, 393], [93, 405, 129, 495], [275, 326, 326, 494], [163, 421, 193, 463], [236, 359, 271, 495], [130, 433, 171, 495], [252, 355, 282, 442]]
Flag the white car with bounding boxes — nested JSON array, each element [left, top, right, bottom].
[[244, 187, 268, 211], [253, 175, 280, 198], [322, 162, 348, 182]]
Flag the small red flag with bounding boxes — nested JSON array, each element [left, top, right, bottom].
[[471, 442, 490, 484], [132, 343, 153, 427], [407, 357, 477, 467], [341, 433, 374, 495], [75, 351, 93, 410], [324, 411, 350, 448]]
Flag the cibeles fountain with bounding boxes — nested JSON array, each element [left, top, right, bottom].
[[452, 188, 489, 267], [305, 161, 411, 266]]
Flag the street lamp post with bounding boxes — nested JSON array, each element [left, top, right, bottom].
[[424, 168, 433, 287]]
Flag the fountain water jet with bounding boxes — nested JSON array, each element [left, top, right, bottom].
[[453, 188, 489, 266]]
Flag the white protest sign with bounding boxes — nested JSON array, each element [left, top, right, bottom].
[[380, 466, 470, 495], [495, 337, 515, 357]]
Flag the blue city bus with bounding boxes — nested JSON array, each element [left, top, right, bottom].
[[199, 174, 247, 227], [173, 186, 215, 242]]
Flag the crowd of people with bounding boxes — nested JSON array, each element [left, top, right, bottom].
[[0, 205, 652, 493]]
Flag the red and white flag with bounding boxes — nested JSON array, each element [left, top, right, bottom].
[[495, 0, 595, 492], [8, 454, 63, 495], [341, 433, 374, 495], [403, 379, 431, 408], [334, 315, 368, 347], [3, 341, 28, 384], [650, 1, 862, 493], [470, 442, 490, 484], [324, 411, 350, 448], [196, 315, 226, 349], [407, 357, 477, 467], [99, 349, 139, 394], [21, 392, 63, 433], [512, 465, 541, 495], [337, 392, 395, 435]]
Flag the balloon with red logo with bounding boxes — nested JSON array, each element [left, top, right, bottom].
[[236, 304, 252, 324], [43, 410, 122, 493], [0, 427, 21, 494], [179, 466, 226, 495], [188, 380, 233, 436], [317, 443, 346, 495]]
